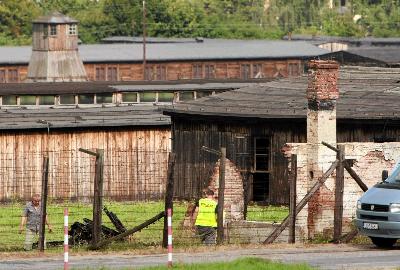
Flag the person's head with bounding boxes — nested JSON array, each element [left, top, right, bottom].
[[204, 188, 214, 198], [31, 194, 41, 206]]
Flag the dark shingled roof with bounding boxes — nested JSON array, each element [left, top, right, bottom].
[[33, 11, 78, 24], [0, 40, 328, 65], [163, 66, 400, 120], [346, 46, 400, 65]]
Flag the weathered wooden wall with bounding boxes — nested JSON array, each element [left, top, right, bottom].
[[0, 127, 171, 202], [171, 116, 400, 205], [0, 59, 302, 83]]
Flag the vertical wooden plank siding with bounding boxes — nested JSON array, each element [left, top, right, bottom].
[[0, 127, 170, 201]]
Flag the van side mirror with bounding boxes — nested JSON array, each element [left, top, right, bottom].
[[382, 170, 389, 181]]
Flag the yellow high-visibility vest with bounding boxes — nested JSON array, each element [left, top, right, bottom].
[[195, 198, 217, 227]]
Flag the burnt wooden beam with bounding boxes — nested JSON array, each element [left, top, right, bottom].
[[343, 160, 368, 192], [288, 154, 297, 244], [79, 148, 99, 157], [217, 147, 226, 244], [39, 156, 49, 252], [264, 160, 339, 244], [322, 141, 339, 153], [163, 152, 176, 248], [94, 211, 165, 249]]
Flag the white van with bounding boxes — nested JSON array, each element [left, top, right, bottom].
[[356, 161, 400, 248]]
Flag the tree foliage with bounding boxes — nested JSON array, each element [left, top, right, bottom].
[[0, 0, 398, 45]]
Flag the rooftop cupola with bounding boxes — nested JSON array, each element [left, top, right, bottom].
[[26, 11, 87, 82]]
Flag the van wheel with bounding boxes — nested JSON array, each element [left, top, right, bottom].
[[370, 237, 397, 248]]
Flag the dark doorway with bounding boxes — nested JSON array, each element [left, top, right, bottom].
[[252, 137, 271, 202]]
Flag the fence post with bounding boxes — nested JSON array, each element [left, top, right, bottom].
[[288, 154, 297, 244], [167, 208, 173, 268], [92, 149, 104, 248], [39, 156, 49, 252], [163, 153, 175, 248], [64, 208, 69, 270], [334, 145, 345, 242], [217, 147, 226, 245]]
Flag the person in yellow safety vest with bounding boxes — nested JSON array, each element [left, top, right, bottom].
[[192, 188, 218, 245]]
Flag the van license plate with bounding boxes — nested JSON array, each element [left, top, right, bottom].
[[363, 222, 378, 230]]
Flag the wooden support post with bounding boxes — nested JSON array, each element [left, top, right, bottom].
[[39, 156, 49, 252], [343, 160, 368, 192], [91, 149, 104, 249], [288, 154, 297, 244], [217, 147, 226, 245], [334, 145, 345, 242], [163, 153, 176, 248], [264, 160, 339, 244]]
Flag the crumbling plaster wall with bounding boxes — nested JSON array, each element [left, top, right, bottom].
[[284, 142, 400, 238]]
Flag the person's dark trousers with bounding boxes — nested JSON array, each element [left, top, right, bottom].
[[196, 225, 216, 245]]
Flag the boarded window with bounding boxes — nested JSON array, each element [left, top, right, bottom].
[[145, 66, 154, 80], [139, 92, 156, 102], [107, 67, 118, 81], [288, 63, 299, 76], [158, 92, 174, 102], [50, 25, 57, 36], [2, 95, 17, 105], [179, 91, 194, 101], [95, 67, 106, 81], [20, 96, 36, 105], [241, 64, 251, 79], [96, 93, 113, 104], [59, 95, 75, 104], [78, 94, 94, 104], [155, 66, 166, 80], [205, 64, 215, 79], [39, 96, 55, 105], [68, 24, 77, 35], [192, 64, 202, 79], [8, 69, 18, 82], [252, 64, 263, 78], [0, 70, 5, 83], [122, 92, 138, 103]]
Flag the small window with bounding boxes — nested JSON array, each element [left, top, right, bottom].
[[68, 24, 77, 35], [139, 92, 156, 102], [204, 64, 215, 79], [96, 93, 113, 104], [2, 95, 17, 105], [107, 67, 118, 81], [50, 25, 57, 36], [192, 64, 202, 79], [39, 95, 55, 105], [0, 70, 5, 83], [241, 64, 251, 79], [288, 63, 299, 76], [95, 67, 106, 81], [59, 95, 75, 105], [8, 69, 18, 83], [179, 91, 194, 101], [155, 66, 166, 80], [122, 92, 138, 103], [252, 64, 263, 78], [158, 92, 174, 102], [78, 94, 94, 104], [20, 96, 36, 106], [196, 91, 213, 99], [145, 66, 154, 80], [254, 137, 270, 172]]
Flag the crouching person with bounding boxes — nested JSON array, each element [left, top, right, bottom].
[[193, 189, 218, 245], [19, 194, 52, 251]]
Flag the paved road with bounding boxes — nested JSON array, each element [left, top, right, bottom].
[[1, 244, 400, 269]]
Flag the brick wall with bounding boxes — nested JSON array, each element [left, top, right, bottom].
[[207, 158, 245, 222], [283, 142, 400, 239]]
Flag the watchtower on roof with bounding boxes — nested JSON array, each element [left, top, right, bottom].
[[26, 12, 87, 82]]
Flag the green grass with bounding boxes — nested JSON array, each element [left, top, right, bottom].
[[0, 201, 288, 252], [73, 258, 314, 270]]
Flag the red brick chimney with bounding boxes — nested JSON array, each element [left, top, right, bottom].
[[306, 60, 339, 238]]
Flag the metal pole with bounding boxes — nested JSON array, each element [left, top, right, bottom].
[[142, 0, 147, 80], [64, 208, 69, 270]]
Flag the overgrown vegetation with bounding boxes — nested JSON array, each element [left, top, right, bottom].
[[0, 0, 399, 45], [0, 201, 288, 252]]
